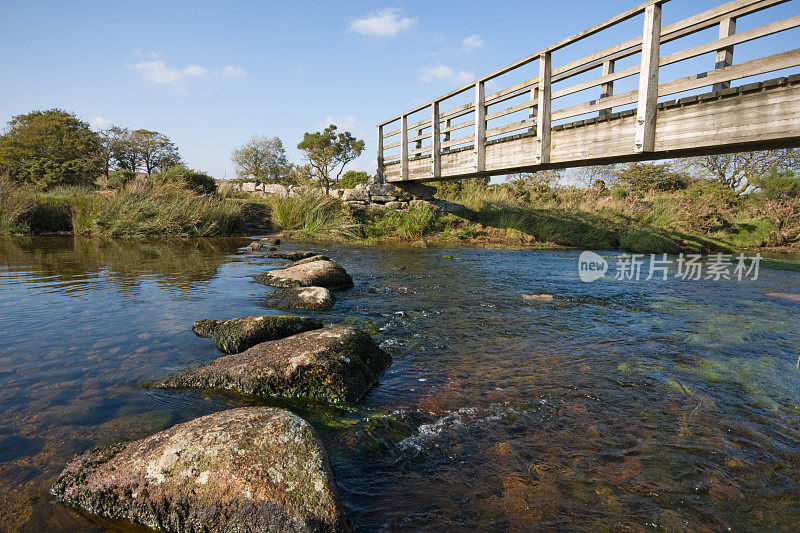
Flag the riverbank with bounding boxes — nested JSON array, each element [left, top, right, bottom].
[[3, 177, 799, 256]]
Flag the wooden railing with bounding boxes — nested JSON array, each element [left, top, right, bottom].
[[376, 0, 799, 181]]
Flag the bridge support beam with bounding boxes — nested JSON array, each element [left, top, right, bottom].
[[599, 60, 615, 117], [635, 3, 662, 153], [536, 52, 552, 164], [714, 17, 737, 91]]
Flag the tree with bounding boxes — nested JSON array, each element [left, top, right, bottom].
[[129, 129, 181, 176], [231, 136, 289, 183], [681, 149, 800, 195], [297, 124, 365, 192], [0, 108, 102, 188], [97, 125, 129, 179]]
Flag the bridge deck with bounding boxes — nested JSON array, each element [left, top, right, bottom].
[[377, 0, 800, 183]]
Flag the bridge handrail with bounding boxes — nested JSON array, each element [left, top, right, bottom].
[[377, 0, 799, 182]]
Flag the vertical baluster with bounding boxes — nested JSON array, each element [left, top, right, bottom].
[[431, 101, 441, 178], [714, 17, 736, 91], [401, 115, 409, 180], [599, 60, 615, 117], [634, 3, 661, 153], [474, 81, 486, 172], [443, 118, 451, 152], [377, 124, 384, 183], [536, 52, 552, 164], [528, 85, 539, 133], [416, 127, 424, 151]]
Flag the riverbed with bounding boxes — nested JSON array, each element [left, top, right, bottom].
[[0, 237, 799, 531]]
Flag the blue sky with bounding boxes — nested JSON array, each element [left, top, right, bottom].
[[0, 1, 797, 179]]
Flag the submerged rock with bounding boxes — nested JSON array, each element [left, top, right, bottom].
[[246, 241, 263, 252], [51, 407, 350, 532], [159, 326, 391, 404], [265, 251, 318, 261], [255, 259, 354, 290], [192, 315, 322, 354], [266, 286, 336, 311]]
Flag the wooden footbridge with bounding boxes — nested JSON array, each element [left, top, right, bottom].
[[376, 0, 800, 183]]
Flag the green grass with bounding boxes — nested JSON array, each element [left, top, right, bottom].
[[265, 189, 360, 239]]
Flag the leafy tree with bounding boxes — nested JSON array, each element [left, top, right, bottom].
[[129, 129, 181, 176], [231, 136, 289, 183], [107, 168, 136, 190], [613, 162, 689, 192], [339, 170, 370, 189], [682, 149, 800, 195], [0, 109, 102, 188], [297, 125, 365, 192]]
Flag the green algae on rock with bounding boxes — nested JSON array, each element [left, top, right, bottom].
[[255, 259, 354, 290], [51, 407, 351, 532], [265, 286, 336, 311], [192, 315, 322, 354], [159, 326, 391, 404]]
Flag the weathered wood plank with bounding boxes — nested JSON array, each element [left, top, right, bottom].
[[486, 118, 537, 138], [635, 3, 662, 153], [485, 99, 536, 121], [377, 125, 384, 182], [599, 60, 615, 116], [536, 53, 552, 164]]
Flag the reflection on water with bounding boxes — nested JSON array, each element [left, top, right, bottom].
[[0, 237, 799, 531]]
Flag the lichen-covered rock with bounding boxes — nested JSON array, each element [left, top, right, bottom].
[[255, 260, 354, 290], [290, 255, 331, 266], [192, 315, 322, 354], [266, 287, 336, 311], [51, 407, 350, 532], [159, 326, 391, 404], [265, 251, 318, 261]]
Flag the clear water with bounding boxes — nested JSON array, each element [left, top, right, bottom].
[[0, 237, 799, 531]]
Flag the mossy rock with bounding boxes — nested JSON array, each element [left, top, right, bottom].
[[255, 260, 354, 290], [264, 251, 318, 261], [265, 287, 336, 311], [51, 407, 350, 532], [192, 315, 322, 354], [159, 326, 392, 405]]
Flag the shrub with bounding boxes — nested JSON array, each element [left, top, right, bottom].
[[755, 171, 800, 199], [152, 165, 216, 194], [108, 169, 136, 190], [614, 162, 690, 192], [339, 170, 370, 189], [619, 228, 682, 254]]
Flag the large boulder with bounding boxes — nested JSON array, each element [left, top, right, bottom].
[[255, 260, 354, 290], [266, 287, 336, 311], [393, 182, 437, 199], [192, 315, 322, 354], [51, 407, 350, 532], [366, 183, 410, 202], [158, 326, 392, 404], [341, 184, 369, 202]]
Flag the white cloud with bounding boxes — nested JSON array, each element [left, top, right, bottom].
[[184, 64, 207, 76], [461, 34, 484, 52], [89, 116, 111, 130], [349, 8, 414, 37], [132, 60, 183, 84], [417, 64, 474, 85], [222, 65, 247, 79]]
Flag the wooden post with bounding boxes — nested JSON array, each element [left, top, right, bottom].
[[401, 114, 409, 180], [536, 52, 552, 164], [528, 86, 538, 133], [599, 60, 615, 117], [415, 127, 424, 150], [635, 3, 661, 153], [431, 101, 441, 178], [377, 125, 384, 183], [474, 81, 486, 172], [714, 17, 736, 91], [443, 118, 451, 152]]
